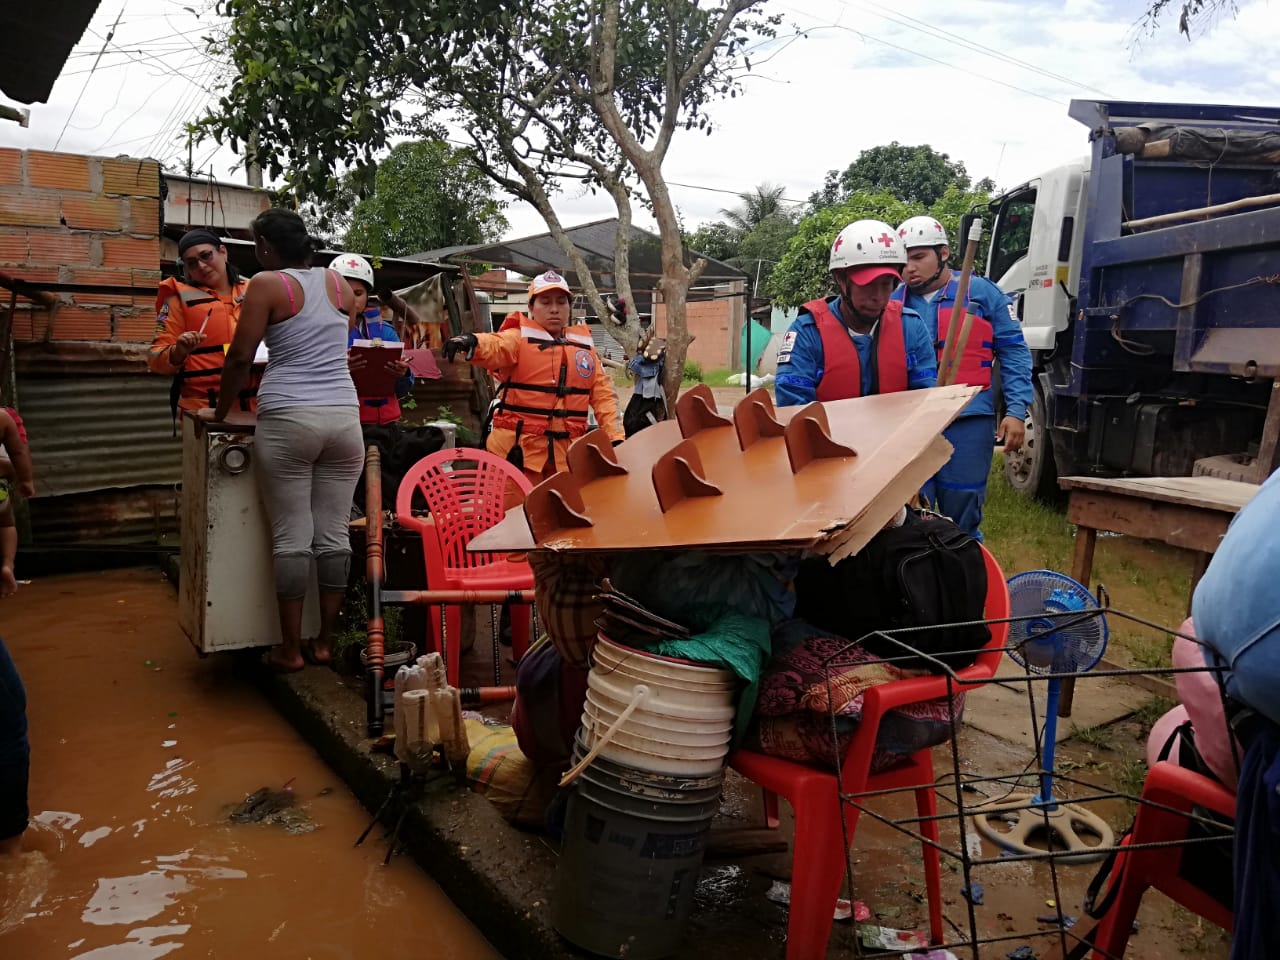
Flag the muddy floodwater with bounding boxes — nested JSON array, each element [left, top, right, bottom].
[[0, 567, 499, 960]]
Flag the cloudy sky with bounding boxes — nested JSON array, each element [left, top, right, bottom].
[[3, 0, 1278, 240]]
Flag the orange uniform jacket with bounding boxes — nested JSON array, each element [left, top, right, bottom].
[[471, 316, 623, 475], [148, 277, 260, 415]]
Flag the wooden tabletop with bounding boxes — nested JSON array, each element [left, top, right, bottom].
[[1059, 475, 1259, 514]]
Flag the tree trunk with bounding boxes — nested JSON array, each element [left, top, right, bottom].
[[659, 271, 691, 409]]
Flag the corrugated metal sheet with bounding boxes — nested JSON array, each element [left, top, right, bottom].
[[27, 486, 178, 545], [587, 322, 626, 362], [17, 373, 181, 498]]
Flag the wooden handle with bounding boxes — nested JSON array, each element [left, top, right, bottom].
[[938, 219, 983, 387]]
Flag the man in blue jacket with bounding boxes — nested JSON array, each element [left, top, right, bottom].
[[775, 219, 936, 406], [894, 216, 1033, 540]]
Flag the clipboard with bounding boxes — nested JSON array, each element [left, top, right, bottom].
[[403, 348, 442, 380], [349, 339, 405, 396]]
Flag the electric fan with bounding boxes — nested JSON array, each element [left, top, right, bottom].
[[971, 570, 1115, 863]]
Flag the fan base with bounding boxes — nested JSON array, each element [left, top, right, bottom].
[[970, 793, 1114, 864]]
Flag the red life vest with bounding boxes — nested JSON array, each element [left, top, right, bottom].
[[803, 298, 909, 400], [935, 303, 993, 390], [491, 319, 598, 440]]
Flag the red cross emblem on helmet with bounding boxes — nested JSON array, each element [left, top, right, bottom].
[[878, 233, 894, 247]]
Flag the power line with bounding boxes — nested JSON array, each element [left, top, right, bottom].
[[797, 21, 1068, 106], [845, 0, 1113, 98], [54, 7, 124, 149]]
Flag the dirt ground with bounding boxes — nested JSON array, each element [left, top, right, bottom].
[[325, 604, 1230, 960]]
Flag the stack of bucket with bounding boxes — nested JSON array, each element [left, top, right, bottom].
[[552, 635, 737, 959]]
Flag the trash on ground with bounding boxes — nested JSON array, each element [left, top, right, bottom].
[[1006, 947, 1035, 960], [960, 882, 985, 905], [1036, 913, 1078, 928], [767, 880, 868, 921], [857, 924, 929, 951]]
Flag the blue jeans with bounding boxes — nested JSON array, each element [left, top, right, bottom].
[[922, 415, 995, 541], [0, 635, 29, 841]]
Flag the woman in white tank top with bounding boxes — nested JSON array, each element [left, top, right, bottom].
[[201, 209, 363, 672]]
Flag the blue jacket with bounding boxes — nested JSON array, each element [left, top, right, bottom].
[[774, 296, 937, 407], [894, 274, 1033, 421], [347, 311, 414, 403]]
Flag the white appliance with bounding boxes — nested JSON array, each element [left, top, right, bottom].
[[179, 414, 319, 654]]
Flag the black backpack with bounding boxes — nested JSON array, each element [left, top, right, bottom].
[[794, 511, 990, 672]]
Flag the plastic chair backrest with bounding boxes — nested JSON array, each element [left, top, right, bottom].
[[395, 447, 533, 574], [837, 545, 1009, 791]]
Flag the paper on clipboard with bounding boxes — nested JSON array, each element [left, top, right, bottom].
[[349, 339, 405, 396], [403, 348, 442, 380]]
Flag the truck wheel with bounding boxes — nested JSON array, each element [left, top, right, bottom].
[[1004, 387, 1059, 501]]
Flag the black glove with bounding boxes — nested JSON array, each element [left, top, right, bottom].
[[442, 333, 478, 362]]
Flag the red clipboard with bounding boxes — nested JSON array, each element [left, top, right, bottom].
[[349, 341, 405, 396]]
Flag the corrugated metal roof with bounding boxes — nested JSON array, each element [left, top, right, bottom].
[[409, 218, 747, 287], [0, 1, 101, 104], [18, 373, 181, 498], [587, 322, 626, 362]]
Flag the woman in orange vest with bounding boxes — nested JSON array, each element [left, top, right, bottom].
[[148, 229, 260, 420], [443, 270, 623, 488]]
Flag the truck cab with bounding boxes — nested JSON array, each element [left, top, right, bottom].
[[986, 100, 1280, 498]]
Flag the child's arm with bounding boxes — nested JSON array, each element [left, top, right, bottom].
[[0, 410, 34, 499]]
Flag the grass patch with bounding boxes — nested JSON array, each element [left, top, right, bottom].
[[1131, 695, 1177, 735], [981, 457, 1196, 665], [1113, 758, 1149, 811], [981, 459, 1076, 572], [1069, 723, 1117, 751]]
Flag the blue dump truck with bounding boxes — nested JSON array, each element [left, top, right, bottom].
[[981, 99, 1280, 498]]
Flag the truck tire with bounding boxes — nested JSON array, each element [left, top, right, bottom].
[[1003, 386, 1059, 501]]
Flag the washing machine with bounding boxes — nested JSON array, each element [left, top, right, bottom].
[[178, 413, 319, 654]]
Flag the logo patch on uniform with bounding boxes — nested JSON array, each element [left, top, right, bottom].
[[1007, 303, 1019, 323], [777, 330, 797, 365], [574, 349, 596, 378], [154, 305, 170, 332]]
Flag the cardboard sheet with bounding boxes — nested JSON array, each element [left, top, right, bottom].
[[468, 384, 977, 556]]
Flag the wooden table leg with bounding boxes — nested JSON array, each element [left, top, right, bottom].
[[1058, 525, 1098, 718]]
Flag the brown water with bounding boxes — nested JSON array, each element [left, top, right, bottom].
[[0, 567, 499, 960]]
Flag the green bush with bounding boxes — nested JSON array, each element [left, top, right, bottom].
[[682, 360, 705, 383]]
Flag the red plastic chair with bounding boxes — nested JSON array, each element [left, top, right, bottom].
[[395, 447, 535, 686], [1090, 761, 1234, 958], [728, 546, 1011, 960]]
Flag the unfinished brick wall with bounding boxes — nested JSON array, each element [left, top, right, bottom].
[[0, 149, 161, 342], [651, 286, 743, 372]]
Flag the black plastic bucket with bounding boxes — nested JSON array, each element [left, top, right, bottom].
[[552, 739, 724, 959]]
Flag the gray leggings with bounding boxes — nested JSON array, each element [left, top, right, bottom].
[[255, 406, 364, 598]]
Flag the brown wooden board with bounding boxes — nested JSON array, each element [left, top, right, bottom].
[[1065, 491, 1235, 554], [1059, 474, 1258, 513], [469, 384, 977, 554]]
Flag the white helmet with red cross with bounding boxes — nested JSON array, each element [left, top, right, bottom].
[[828, 219, 905, 284], [897, 215, 949, 249], [329, 253, 375, 288]]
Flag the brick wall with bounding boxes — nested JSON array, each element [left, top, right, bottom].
[[0, 149, 161, 343], [651, 280, 746, 372]]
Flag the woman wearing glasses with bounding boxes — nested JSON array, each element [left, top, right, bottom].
[[148, 228, 261, 419]]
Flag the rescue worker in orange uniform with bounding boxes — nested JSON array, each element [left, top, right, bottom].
[[148, 228, 262, 421], [442, 270, 623, 488]]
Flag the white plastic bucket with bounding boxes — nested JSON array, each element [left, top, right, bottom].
[[583, 700, 733, 748], [585, 681, 737, 723], [584, 690, 734, 735], [588, 666, 735, 712], [593, 636, 737, 689], [579, 710, 729, 776]]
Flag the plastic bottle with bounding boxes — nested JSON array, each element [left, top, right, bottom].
[[393, 658, 430, 767], [419, 653, 471, 771]]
